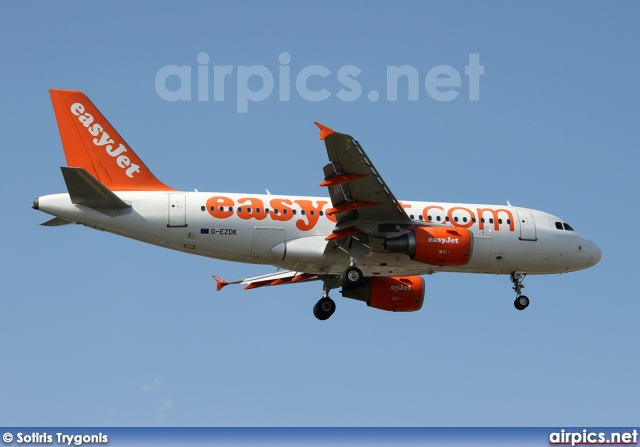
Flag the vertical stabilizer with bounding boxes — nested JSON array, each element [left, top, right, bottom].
[[49, 89, 173, 191]]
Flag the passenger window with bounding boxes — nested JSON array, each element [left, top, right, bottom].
[[489, 218, 494, 224], [410, 214, 415, 220], [237, 207, 242, 212], [555, 222, 563, 230], [472, 218, 476, 223], [274, 209, 279, 215], [563, 223, 574, 231], [462, 217, 467, 223], [507, 219, 511, 225], [427, 215, 432, 221], [310, 210, 315, 216], [320, 211, 324, 216], [265, 208, 270, 214], [256, 208, 261, 214], [247, 208, 251, 213], [292, 209, 297, 215], [498, 219, 503, 224], [445, 216, 450, 222], [419, 215, 423, 221], [301, 210, 305, 215], [436, 216, 441, 222], [201, 206, 205, 211], [454, 217, 459, 222], [283, 209, 288, 215], [481, 218, 485, 223], [229, 207, 233, 212]]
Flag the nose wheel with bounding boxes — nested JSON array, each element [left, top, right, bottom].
[[511, 271, 529, 311], [514, 295, 530, 310]]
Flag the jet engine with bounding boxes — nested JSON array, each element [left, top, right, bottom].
[[341, 276, 424, 312], [384, 227, 473, 266]]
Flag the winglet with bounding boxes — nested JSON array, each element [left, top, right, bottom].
[[212, 276, 229, 291], [314, 122, 335, 140]]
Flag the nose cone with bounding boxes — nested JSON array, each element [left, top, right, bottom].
[[588, 240, 602, 267]]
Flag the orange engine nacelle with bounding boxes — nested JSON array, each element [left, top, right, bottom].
[[341, 276, 425, 312], [384, 226, 473, 267]]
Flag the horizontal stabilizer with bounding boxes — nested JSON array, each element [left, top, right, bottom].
[[41, 217, 75, 227], [61, 167, 131, 210]]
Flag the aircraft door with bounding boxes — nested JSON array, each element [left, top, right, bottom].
[[516, 209, 537, 241], [168, 194, 187, 227]]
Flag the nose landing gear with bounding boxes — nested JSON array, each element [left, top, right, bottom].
[[511, 271, 529, 310]]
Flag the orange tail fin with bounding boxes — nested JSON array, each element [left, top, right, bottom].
[[49, 89, 173, 191]]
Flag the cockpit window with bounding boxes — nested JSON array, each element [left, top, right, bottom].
[[563, 223, 574, 231], [555, 222, 563, 230]]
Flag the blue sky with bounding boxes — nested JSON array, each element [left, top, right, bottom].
[[1, 1, 638, 426]]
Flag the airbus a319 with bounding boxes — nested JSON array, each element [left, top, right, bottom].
[[33, 90, 602, 320]]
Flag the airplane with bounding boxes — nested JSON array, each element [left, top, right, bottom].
[[33, 90, 602, 320]]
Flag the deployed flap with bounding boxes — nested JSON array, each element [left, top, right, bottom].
[[315, 122, 411, 226], [61, 167, 131, 210]]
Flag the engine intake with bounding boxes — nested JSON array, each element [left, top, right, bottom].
[[384, 227, 473, 266]]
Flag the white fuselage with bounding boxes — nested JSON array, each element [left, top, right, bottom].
[[35, 190, 601, 277]]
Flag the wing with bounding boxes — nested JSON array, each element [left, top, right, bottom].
[[315, 122, 413, 241], [213, 270, 319, 291]]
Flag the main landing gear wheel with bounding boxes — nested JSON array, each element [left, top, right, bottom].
[[340, 266, 364, 290], [510, 271, 530, 311], [313, 297, 336, 320]]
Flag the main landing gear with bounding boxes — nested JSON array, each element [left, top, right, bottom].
[[313, 276, 339, 321], [313, 296, 335, 320], [511, 271, 530, 310], [313, 265, 364, 321], [340, 265, 364, 290]]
